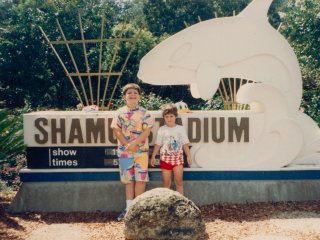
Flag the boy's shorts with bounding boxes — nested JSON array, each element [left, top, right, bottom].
[[119, 152, 149, 184], [160, 160, 183, 171]]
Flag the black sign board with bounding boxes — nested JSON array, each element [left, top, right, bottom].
[[26, 146, 162, 169]]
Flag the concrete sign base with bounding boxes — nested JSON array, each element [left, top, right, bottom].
[[10, 168, 320, 213]]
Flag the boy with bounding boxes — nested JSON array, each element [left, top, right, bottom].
[[151, 103, 192, 195], [111, 83, 154, 221]]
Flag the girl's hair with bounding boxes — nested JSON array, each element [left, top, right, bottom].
[[122, 83, 141, 95], [161, 103, 178, 117]]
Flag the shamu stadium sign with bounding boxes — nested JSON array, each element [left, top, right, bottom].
[[24, 111, 251, 169]]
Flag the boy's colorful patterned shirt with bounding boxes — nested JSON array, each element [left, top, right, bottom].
[[111, 106, 154, 156]]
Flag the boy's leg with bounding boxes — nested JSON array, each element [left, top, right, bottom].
[[119, 157, 135, 207], [135, 181, 146, 197], [117, 156, 135, 221], [173, 165, 184, 195], [125, 181, 135, 200], [134, 152, 149, 196]]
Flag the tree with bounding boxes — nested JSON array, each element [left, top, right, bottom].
[[99, 23, 158, 106], [0, 0, 121, 109], [143, 0, 216, 37], [1, 0, 318, 117], [281, 0, 320, 123]]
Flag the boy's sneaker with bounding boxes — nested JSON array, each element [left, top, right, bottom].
[[117, 209, 127, 221]]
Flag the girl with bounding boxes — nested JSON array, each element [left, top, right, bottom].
[[151, 103, 192, 195]]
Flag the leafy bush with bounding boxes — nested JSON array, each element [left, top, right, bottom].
[[0, 154, 26, 190], [189, 94, 224, 110], [301, 90, 320, 125], [0, 110, 24, 164], [0, 179, 11, 193], [109, 92, 171, 111], [0, 109, 26, 190]]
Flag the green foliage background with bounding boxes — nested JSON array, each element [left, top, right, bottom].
[[2, 0, 319, 118]]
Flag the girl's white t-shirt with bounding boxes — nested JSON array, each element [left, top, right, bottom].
[[155, 124, 189, 155]]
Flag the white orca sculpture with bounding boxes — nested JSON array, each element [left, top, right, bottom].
[[138, 0, 320, 169], [138, 0, 301, 112]]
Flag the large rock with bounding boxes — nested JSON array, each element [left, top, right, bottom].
[[124, 188, 205, 240]]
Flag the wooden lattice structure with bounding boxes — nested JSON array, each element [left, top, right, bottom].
[[39, 14, 141, 109], [217, 78, 256, 110]]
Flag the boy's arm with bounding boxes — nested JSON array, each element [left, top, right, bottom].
[[183, 144, 192, 166], [127, 110, 154, 151], [126, 127, 152, 151], [111, 112, 129, 146], [113, 128, 129, 146]]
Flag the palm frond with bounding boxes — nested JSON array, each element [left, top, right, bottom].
[[0, 109, 25, 166]]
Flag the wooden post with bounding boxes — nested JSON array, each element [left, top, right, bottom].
[[97, 15, 105, 106], [39, 27, 84, 106], [56, 19, 89, 106], [221, 79, 230, 110], [228, 78, 234, 109], [101, 23, 128, 108], [78, 13, 94, 105], [108, 29, 142, 109]]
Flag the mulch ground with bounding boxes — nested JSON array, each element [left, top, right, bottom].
[[1, 191, 320, 240]]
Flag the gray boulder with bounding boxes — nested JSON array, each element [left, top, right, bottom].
[[124, 188, 205, 240]]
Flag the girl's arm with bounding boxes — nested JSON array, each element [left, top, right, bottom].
[[183, 144, 192, 167], [151, 144, 161, 167]]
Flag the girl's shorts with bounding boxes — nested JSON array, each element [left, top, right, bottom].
[[160, 160, 183, 171]]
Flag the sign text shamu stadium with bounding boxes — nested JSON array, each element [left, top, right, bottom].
[[33, 117, 249, 145]]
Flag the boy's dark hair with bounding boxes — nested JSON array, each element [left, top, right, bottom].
[[161, 103, 178, 117], [122, 83, 141, 95]]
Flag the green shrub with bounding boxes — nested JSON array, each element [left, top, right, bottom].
[[189, 94, 224, 110], [0, 109, 26, 190], [301, 90, 320, 125], [109, 92, 171, 111]]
